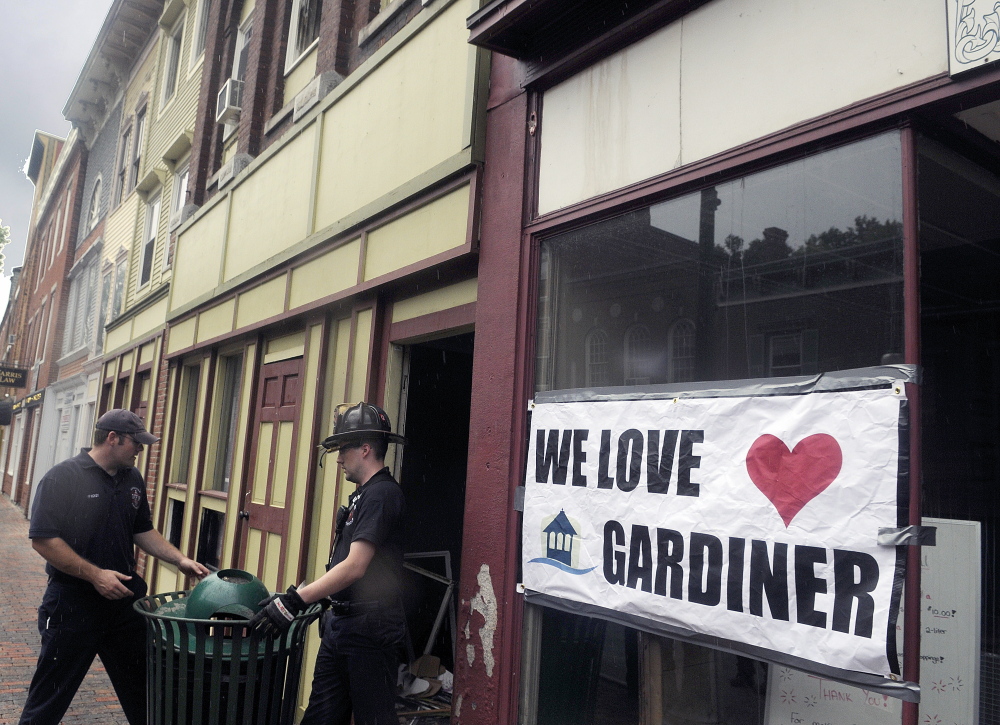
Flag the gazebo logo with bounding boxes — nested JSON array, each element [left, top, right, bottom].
[[528, 509, 597, 575]]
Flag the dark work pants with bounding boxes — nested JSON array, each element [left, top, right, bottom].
[[19, 580, 148, 725], [300, 607, 406, 725]]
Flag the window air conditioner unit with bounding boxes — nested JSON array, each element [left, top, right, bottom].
[[216, 79, 244, 125]]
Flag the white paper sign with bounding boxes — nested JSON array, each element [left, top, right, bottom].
[[523, 388, 904, 677], [764, 517, 981, 724]]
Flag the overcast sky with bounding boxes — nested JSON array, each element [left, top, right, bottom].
[[0, 0, 113, 315]]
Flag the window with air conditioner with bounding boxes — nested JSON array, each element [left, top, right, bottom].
[[218, 18, 252, 128]]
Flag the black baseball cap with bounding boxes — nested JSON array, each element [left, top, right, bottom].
[[95, 409, 159, 445]]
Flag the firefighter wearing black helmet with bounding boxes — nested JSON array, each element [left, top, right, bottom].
[[251, 401, 407, 725]]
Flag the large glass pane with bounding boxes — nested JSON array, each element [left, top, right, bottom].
[[918, 137, 1000, 721], [172, 365, 201, 484], [211, 354, 243, 493], [536, 608, 639, 725], [536, 132, 904, 392], [531, 133, 904, 725]]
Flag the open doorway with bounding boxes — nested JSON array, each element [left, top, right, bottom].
[[398, 332, 474, 671]]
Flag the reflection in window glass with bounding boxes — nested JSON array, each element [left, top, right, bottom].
[[917, 137, 1000, 713], [585, 329, 609, 387], [537, 608, 639, 725], [167, 499, 185, 548], [536, 132, 904, 392], [293, 0, 322, 58], [211, 354, 242, 493], [196, 509, 224, 571], [531, 132, 904, 725], [668, 319, 695, 382], [173, 365, 200, 484], [624, 324, 651, 385]]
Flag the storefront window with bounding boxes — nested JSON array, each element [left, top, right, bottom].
[[530, 132, 904, 725], [536, 132, 904, 392], [917, 137, 1000, 721]]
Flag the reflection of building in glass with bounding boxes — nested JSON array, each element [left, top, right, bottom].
[[536, 138, 905, 390]]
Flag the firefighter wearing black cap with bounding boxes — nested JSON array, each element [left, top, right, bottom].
[[19, 409, 209, 725], [251, 401, 406, 725]]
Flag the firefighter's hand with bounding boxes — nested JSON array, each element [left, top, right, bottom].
[[250, 586, 306, 636], [92, 569, 134, 600]]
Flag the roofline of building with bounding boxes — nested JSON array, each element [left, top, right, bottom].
[[25, 131, 65, 186], [63, 0, 130, 120], [62, 0, 163, 138]]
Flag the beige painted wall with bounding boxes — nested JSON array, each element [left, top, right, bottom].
[[537, 0, 949, 214], [171, 198, 228, 308], [170, 0, 480, 316], [392, 277, 477, 322], [314, 0, 475, 229], [168, 174, 468, 351], [363, 184, 469, 280], [288, 240, 361, 309], [225, 127, 315, 280], [284, 45, 318, 106]]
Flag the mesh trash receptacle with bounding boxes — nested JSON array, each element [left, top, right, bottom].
[[134, 569, 322, 725]]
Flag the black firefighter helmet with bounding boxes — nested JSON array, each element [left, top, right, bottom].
[[320, 401, 405, 452]]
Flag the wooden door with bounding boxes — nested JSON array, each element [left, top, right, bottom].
[[238, 357, 302, 589]]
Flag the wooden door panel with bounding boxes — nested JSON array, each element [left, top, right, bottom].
[[238, 357, 302, 587]]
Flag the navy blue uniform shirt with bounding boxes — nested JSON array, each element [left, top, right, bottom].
[[327, 467, 404, 604], [29, 451, 153, 585]]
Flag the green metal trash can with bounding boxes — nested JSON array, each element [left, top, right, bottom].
[[134, 569, 322, 725]]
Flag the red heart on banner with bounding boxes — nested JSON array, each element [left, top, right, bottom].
[[745, 434, 843, 527]]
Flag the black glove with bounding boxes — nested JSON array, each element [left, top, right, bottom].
[[250, 586, 306, 636]]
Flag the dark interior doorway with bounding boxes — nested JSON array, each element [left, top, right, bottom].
[[399, 332, 474, 670]]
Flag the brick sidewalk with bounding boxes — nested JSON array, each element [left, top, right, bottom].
[[0, 493, 128, 725]]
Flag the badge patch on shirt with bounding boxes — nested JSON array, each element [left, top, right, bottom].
[[131, 487, 142, 510]]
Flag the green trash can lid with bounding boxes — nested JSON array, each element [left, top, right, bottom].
[[184, 568, 270, 621]]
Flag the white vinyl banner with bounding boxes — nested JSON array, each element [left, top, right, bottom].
[[523, 387, 905, 678]]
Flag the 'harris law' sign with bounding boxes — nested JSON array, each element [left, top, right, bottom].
[[522, 384, 908, 692], [0, 365, 28, 389]]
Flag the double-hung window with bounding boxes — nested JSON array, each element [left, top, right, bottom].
[[115, 127, 131, 204], [286, 0, 321, 70], [112, 258, 126, 319], [170, 162, 189, 230], [87, 176, 102, 231], [130, 108, 146, 191], [163, 17, 184, 105], [140, 194, 161, 288], [191, 0, 211, 64]]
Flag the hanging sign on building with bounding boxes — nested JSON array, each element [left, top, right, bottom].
[[522, 382, 910, 695], [12, 390, 44, 412], [0, 365, 28, 389], [948, 0, 1000, 75]]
